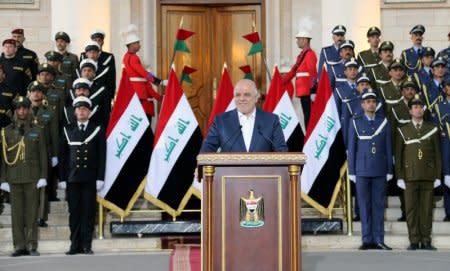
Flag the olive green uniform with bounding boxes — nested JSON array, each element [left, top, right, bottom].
[[395, 121, 441, 245], [357, 49, 380, 75], [0, 118, 48, 251], [60, 52, 79, 87]]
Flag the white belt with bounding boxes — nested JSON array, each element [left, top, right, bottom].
[[130, 77, 147, 82], [296, 72, 310, 77]]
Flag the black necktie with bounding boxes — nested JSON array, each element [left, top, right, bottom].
[[418, 48, 422, 56], [79, 124, 85, 131]]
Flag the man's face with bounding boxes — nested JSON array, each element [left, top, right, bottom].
[[28, 90, 44, 103], [380, 50, 393, 63], [86, 50, 100, 61], [389, 68, 405, 81], [81, 67, 96, 80], [75, 106, 90, 121], [296, 37, 308, 49], [92, 37, 104, 48], [339, 47, 353, 60], [234, 81, 258, 115], [432, 65, 447, 78], [402, 87, 416, 101], [74, 88, 90, 97], [362, 98, 377, 113], [332, 33, 345, 45], [411, 33, 423, 46], [55, 39, 68, 51], [3, 44, 16, 57], [357, 82, 370, 93], [445, 85, 450, 97], [38, 71, 54, 85], [16, 107, 29, 120], [421, 55, 434, 67], [127, 41, 140, 53], [410, 104, 424, 119], [12, 33, 25, 47], [344, 66, 358, 80], [368, 35, 380, 48]]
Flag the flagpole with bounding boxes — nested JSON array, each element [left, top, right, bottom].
[[169, 16, 184, 74], [252, 21, 271, 81]]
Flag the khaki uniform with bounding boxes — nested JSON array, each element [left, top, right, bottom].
[[60, 52, 79, 86], [357, 49, 380, 74], [395, 121, 441, 244], [0, 119, 48, 251], [379, 80, 403, 115]]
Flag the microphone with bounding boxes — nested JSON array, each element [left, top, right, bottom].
[[257, 125, 274, 151], [217, 125, 242, 153]]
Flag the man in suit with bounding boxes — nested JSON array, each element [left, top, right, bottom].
[[401, 25, 426, 76], [348, 89, 393, 250], [396, 95, 441, 250], [58, 96, 106, 255], [201, 79, 288, 153]]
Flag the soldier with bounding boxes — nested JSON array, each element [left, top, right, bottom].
[[328, 40, 357, 89], [0, 39, 31, 96], [0, 96, 48, 256], [348, 89, 393, 250], [45, 50, 71, 98], [36, 63, 65, 122], [54, 32, 79, 84], [436, 79, 450, 221], [0, 64, 14, 128], [401, 25, 426, 76], [437, 32, 450, 78], [282, 24, 317, 128], [357, 26, 382, 74], [59, 96, 106, 255], [11, 28, 38, 80], [121, 25, 162, 122], [378, 58, 406, 116], [423, 57, 447, 123], [414, 47, 435, 87], [370, 41, 395, 87], [318, 25, 346, 79], [396, 95, 441, 250]]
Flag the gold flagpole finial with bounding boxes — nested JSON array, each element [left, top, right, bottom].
[[179, 16, 184, 28]]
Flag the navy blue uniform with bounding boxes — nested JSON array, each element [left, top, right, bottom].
[[401, 47, 422, 75], [318, 45, 340, 81], [436, 98, 450, 217]]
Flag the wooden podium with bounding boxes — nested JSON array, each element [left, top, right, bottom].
[[197, 153, 306, 271]]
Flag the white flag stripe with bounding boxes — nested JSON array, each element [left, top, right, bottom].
[[146, 94, 199, 196], [225, 100, 236, 112], [99, 94, 149, 197], [273, 92, 299, 140], [301, 94, 341, 194]]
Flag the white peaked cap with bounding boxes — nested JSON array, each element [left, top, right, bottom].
[[121, 24, 140, 45], [296, 17, 314, 39]]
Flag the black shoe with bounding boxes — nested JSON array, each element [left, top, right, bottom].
[[10, 249, 28, 257], [373, 243, 392, 250], [353, 215, 360, 222], [29, 249, 40, 256], [82, 248, 94, 255], [420, 242, 437, 251], [443, 216, 450, 222], [397, 215, 406, 222], [48, 197, 60, 202], [358, 243, 373, 250], [407, 243, 419, 250], [65, 248, 80, 255], [38, 219, 48, 228]]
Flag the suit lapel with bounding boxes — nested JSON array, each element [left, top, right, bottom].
[[249, 109, 261, 152], [229, 110, 246, 151]]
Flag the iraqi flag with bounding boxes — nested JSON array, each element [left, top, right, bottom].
[[144, 67, 203, 216], [97, 70, 151, 217], [300, 67, 346, 215], [263, 66, 303, 151], [207, 63, 235, 129]]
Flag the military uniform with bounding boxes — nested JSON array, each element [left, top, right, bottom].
[[348, 89, 393, 250], [437, 41, 450, 78], [395, 97, 441, 250], [317, 25, 346, 80], [401, 25, 426, 76], [0, 97, 47, 256], [368, 41, 395, 87], [0, 54, 30, 96], [413, 47, 435, 87], [0, 80, 14, 128], [357, 27, 382, 74]]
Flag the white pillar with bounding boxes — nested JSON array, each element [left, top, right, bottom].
[[321, 0, 381, 54]]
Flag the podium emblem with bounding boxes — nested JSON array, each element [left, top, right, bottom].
[[240, 190, 264, 228]]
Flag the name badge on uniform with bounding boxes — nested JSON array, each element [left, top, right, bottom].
[[63, 60, 71, 64], [27, 131, 38, 139], [13, 66, 24, 71], [57, 79, 65, 83], [41, 113, 50, 121]]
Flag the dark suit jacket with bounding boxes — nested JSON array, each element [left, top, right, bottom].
[[200, 108, 288, 153]]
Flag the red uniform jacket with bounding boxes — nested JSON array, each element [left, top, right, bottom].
[[122, 51, 161, 115], [282, 48, 317, 97]]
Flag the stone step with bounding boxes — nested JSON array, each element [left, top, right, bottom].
[[348, 221, 450, 234], [386, 196, 445, 208], [0, 225, 112, 241], [0, 237, 162, 256]]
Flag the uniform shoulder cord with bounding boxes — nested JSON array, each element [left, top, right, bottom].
[[1, 128, 25, 166]]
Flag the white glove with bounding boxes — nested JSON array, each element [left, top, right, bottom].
[[397, 179, 406, 190], [96, 180, 104, 191], [386, 174, 393, 181], [51, 156, 58, 167], [310, 94, 316, 102], [36, 178, 47, 189], [58, 181, 67, 190], [434, 179, 441, 188], [445, 175, 450, 188], [162, 80, 168, 87], [348, 175, 356, 182], [0, 182, 10, 192]]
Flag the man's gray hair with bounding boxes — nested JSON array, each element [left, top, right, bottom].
[[233, 79, 260, 98]]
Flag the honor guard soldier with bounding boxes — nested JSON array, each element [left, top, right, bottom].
[[370, 41, 395, 87], [423, 57, 447, 123], [436, 79, 450, 221], [64, 78, 102, 127], [414, 47, 435, 87], [437, 32, 450, 78], [59, 96, 106, 255], [0, 96, 48, 257], [318, 25, 346, 79], [357, 27, 382, 74], [328, 40, 357, 89], [401, 25, 426, 76], [348, 89, 393, 250], [54, 32, 79, 85], [11, 29, 38, 81], [378, 59, 406, 115], [395, 95, 441, 251], [0, 64, 14, 128], [44, 51, 71, 98], [36, 63, 65, 122], [282, 21, 317, 127], [0, 39, 31, 96], [121, 25, 162, 122]]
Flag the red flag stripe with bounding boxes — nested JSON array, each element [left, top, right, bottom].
[[239, 65, 252, 74], [207, 67, 234, 128], [176, 28, 195, 40], [242, 32, 261, 44], [262, 66, 284, 112], [182, 66, 197, 74]]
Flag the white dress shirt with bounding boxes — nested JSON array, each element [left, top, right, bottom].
[[238, 109, 256, 152], [77, 120, 89, 131]]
